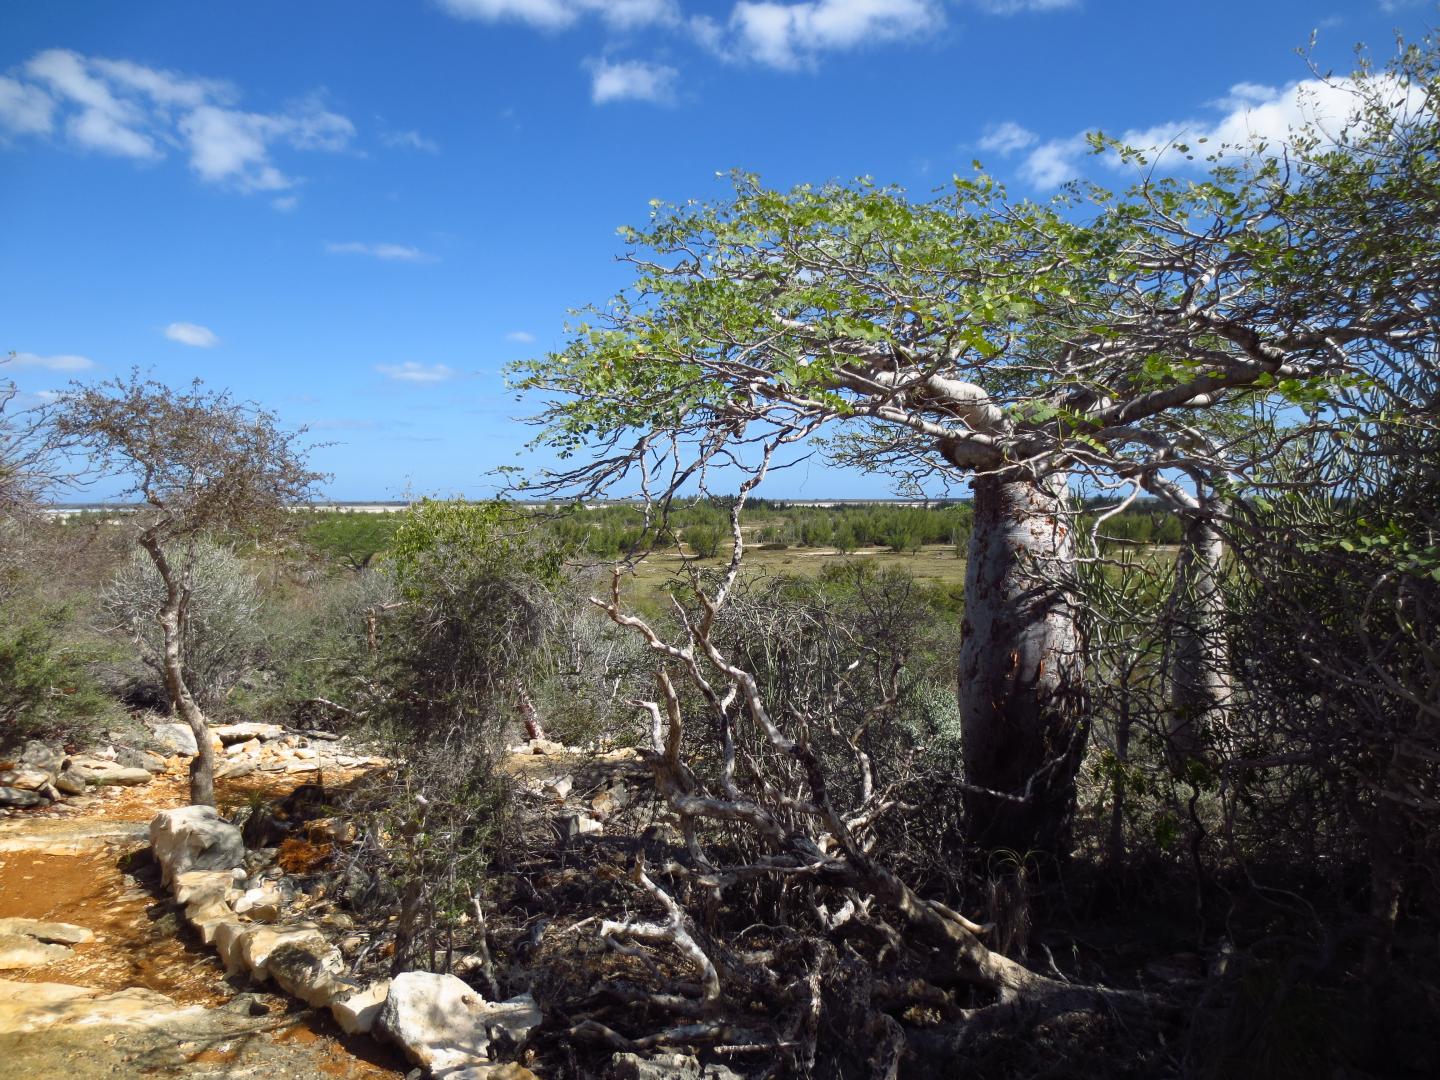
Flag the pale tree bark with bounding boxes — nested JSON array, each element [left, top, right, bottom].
[[1167, 497, 1231, 765], [959, 471, 1087, 855], [140, 534, 216, 807]]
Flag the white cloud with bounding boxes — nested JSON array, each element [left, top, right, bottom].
[[381, 128, 440, 153], [326, 241, 432, 261], [11, 351, 95, 371], [723, 0, 942, 69], [25, 48, 163, 159], [0, 49, 355, 191], [590, 59, 679, 105], [1019, 133, 1089, 187], [375, 362, 456, 383], [272, 194, 300, 212], [978, 120, 1037, 156], [179, 99, 353, 191], [0, 76, 56, 136], [163, 322, 220, 348], [436, 0, 679, 30], [1128, 76, 1422, 153], [506, 330, 536, 343], [1014, 73, 1426, 189], [180, 106, 285, 189]]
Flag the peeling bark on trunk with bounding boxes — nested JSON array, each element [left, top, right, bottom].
[[959, 472, 1087, 856], [1168, 511, 1231, 764], [141, 536, 215, 808], [515, 681, 546, 741]]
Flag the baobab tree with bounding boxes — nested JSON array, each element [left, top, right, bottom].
[[514, 39, 1439, 856], [57, 373, 323, 806]]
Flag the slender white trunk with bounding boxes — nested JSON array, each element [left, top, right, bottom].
[[141, 536, 215, 807], [1168, 509, 1230, 763], [959, 471, 1087, 855]]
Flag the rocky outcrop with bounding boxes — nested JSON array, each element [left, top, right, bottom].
[[63, 757, 153, 786], [149, 805, 246, 887], [329, 977, 389, 1034], [0, 918, 93, 946], [0, 914, 93, 970], [0, 936, 72, 970], [376, 971, 541, 1075], [0, 787, 46, 809], [0, 736, 179, 817], [149, 797, 540, 1079], [0, 768, 53, 791], [213, 722, 287, 745], [150, 722, 200, 755]]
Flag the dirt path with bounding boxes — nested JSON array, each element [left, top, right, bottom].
[[0, 764, 408, 1078]]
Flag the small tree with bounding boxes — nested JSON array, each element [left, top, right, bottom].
[[101, 541, 264, 711], [56, 374, 323, 806], [682, 522, 723, 559]]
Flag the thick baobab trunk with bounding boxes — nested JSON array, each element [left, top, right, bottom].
[[141, 537, 216, 807], [959, 472, 1087, 856], [1168, 510, 1230, 764]]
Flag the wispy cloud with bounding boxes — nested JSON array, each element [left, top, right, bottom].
[[163, 321, 219, 348], [977, 120, 1037, 156], [436, 0, 679, 31], [433, 0, 1079, 88], [375, 361, 456, 384], [702, 0, 944, 70], [0, 75, 57, 136], [589, 59, 679, 105], [0, 49, 355, 193], [381, 128, 440, 153], [1011, 73, 1426, 188], [506, 330, 536, 343], [10, 351, 95, 371], [326, 241, 433, 262]]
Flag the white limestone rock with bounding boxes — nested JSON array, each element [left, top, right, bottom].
[[233, 885, 284, 922], [0, 768, 54, 791], [149, 805, 246, 887], [213, 722, 286, 744], [52, 770, 87, 796], [376, 971, 541, 1074], [330, 978, 391, 1035], [0, 934, 71, 969], [0, 918, 93, 945], [0, 786, 46, 809], [265, 939, 348, 1007], [235, 925, 329, 983], [151, 722, 199, 755], [65, 757, 152, 786]]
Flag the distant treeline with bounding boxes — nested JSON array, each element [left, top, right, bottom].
[[285, 496, 1183, 567]]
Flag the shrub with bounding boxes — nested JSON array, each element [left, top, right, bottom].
[[683, 523, 723, 559], [0, 605, 115, 748], [100, 539, 263, 711]]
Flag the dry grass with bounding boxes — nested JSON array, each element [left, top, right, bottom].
[[619, 544, 969, 601]]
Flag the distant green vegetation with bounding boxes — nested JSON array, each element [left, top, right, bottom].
[[292, 498, 1180, 567], [296, 509, 402, 569], [291, 497, 1181, 568]]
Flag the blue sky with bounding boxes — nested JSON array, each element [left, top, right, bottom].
[[3, 0, 1435, 500]]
